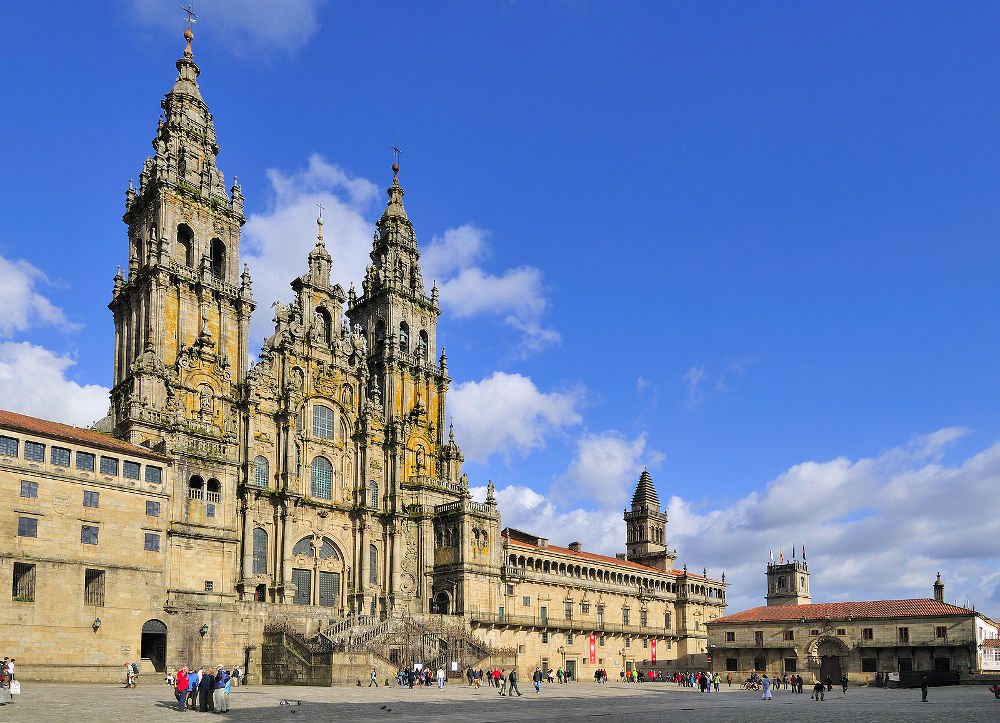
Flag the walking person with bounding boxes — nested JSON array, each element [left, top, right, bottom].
[[219, 666, 233, 713], [726, 672, 732, 687], [841, 674, 849, 693], [533, 666, 543, 693], [761, 674, 772, 701], [508, 668, 522, 696], [370, 667, 379, 687], [921, 675, 928, 702], [436, 667, 445, 689], [213, 666, 229, 712], [498, 669, 507, 696]]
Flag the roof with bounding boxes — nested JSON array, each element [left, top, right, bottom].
[[983, 638, 1000, 648], [507, 537, 719, 582], [0, 409, 167, 460], [631, 469, 660, 509], [710, 599, 977, 625]]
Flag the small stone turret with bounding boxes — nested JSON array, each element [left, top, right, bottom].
[[934, 571, 944, 603]]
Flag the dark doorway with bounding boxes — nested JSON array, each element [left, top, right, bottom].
[[140, 619, 167, 672], [820, 656, 842, 682], [565, 659, 577, 681], [435, 591, 450, 615]]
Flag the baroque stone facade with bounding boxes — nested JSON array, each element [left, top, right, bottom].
[[0, 30, 726, 683]]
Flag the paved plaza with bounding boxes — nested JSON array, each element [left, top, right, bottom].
[[0, 680, 997, 722]]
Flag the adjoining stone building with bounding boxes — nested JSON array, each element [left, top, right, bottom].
[[0, 28, 725, 683], [707, 563, 999, 681]]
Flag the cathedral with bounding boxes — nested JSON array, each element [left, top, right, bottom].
[[0, 28, 726, 683]]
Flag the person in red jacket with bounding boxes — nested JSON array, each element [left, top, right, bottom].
[[176, 668, 189, 711]]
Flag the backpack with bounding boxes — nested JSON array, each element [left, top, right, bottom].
[[131, 663, 139, 674]]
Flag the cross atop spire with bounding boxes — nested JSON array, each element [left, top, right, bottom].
[[181, 4, 197, 57], [391, 132, 402, 181], [316, 203, 325, 243]]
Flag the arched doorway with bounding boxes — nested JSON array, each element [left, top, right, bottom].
[[813, 637, 848, 683], [434, 591, 450, 615], [820, 655, 842, 682], [141, 619, 167, 672]]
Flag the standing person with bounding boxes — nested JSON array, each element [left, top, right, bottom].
[[370, 667, 379, 687], [175, 667, 189, 711], [198, 667, 213, 712], [467, 667, 474, 686], [436, 667, 445, 689], [187, 667, 199, 710], [233, 665, 241, 687], [713, 672, 720, 691], [532, 666, 543, 693], [761, 674, 772, 701], [841, 674, 849, 693], [125, 662, 135, 689], [557, 668, 563, 685], [220, 666, 233, 713], [214, 666, 229, 712], [824, 675, 832, 692], [921, 675, 928, 702], [508, 668, 522, 697], [726, 672, 732, 687]]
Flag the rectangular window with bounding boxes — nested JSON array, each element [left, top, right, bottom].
[[81, 524, 99, 545], [725, 658, 738, 671], [369, 545, 378, 585], [642, 639, 648, 649], [754, 630, 765, 647], [498, 606, 504, 622], [784, 658, 797, 672], [934, 657, 950, 671], [518, 645, 526, 654], [522, 595, 530, 607], [312, 405, 334, 440], [783, 630, 794, 641], [99, 456, 118, 475], [84, 568, 105, 606], [17, 516, 37, 538], [0, 435, 18, 457], [51, 446, 71, 466], [599, 635, 605, 647], [665, 612, 671, 628], [144, 533, 160, 551], [541, 632, 549, 644], [506, 584, 514, 596], [622, 609, 630, 626], [726, 631, 736, 642], [20, 480, 38, 498], [292, 568, 311, 605], [205, 580, 214, 592], [146, 500, 160, 517], [897, 627, 910, 644], [897, 657, 912, 672], [565, 602, 573, 619], [625, 638, 630, 648], [83, 490, 99, 508], [753, 657, 766, 671], [581, 603, 590, 614], [640, 610, 648, 627], [206, 503, 216, 518], [862, 627, 874, 640], [567, 633, 573, 644], [76, 452, 95, 472], [145, 466, 162, 484], [12, 562, 35, 602], [24, 441, 45, 462], [810, 629, 820, 636], [123, 460, 140, 480], [935, 626, 947, 639], [836, 628, 846, 636], [861, 658, 877, 672]]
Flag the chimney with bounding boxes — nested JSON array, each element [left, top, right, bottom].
[[933, 571, 944, 603], [568, 542, 582, 552]]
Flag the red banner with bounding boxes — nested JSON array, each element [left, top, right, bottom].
[[589, 634, 596, 664], [651, 639, 656, 663]]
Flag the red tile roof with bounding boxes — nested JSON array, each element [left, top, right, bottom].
[[983, 638, 1000, 648], [710, 599, 976, 625], [507, 537, 720, 582], [0, 409, 167, 460]]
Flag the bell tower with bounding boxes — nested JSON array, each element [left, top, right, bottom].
[[624, 470, 676, 571], [766, 559, 811, 606], [109, 25, 254, 450]]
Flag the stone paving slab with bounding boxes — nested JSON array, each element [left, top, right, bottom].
[[0, 680, 997, 722]]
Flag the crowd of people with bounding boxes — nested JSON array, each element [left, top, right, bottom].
[[173, 665, 240, 712]]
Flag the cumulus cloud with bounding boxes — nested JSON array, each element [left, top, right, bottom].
[[242, 154, 379, 346], [0, 254, 80, 337], [0, 342, 109, 427], [423, 225, 560, 355], [449, 371, 583, 463], [557, 431, 663, 509], [129, 0, 326, 56]]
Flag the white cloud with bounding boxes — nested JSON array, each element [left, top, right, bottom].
[[129, 0, 326, 56], [0, 254, 80, 337], [557, 431, 663, 509], [0, 342, 109, 427], [423, 225, 560, 355], [449, 371, 583, 463], [242, 155, 379, 347], [682, 365, 706, 405]]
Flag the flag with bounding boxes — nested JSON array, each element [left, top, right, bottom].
[[792, 542, 796, 559], [779, 548, 783, 564], [769, 545, 773, 562], [802, 544, 806, 560]]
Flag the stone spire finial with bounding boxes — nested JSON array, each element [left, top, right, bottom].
[[182, 4, 197, 58], [316, 203, 325, 245], [449, 419, 455, 443]]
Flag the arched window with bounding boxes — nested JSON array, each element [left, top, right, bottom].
[[253, 456, 269, 487], [369, 480, 378, 508], [313, 405, 334, 440], [399, 322, 409, 352], [315, 307, 332, 344], [369, 544, 378, 585], [375, 320, 386, 346], [436, 530, 443, 548], [292, 536, 314, 557], [418, 330, 428, 358], [319, 538, 339, 560], [252, 528, 267, 574], [206, 478, 221, 503], [177, 224, 194, 266], [210, 238, 226, 278], [311, 456, 332, 499], [188, 475, 204, 500]]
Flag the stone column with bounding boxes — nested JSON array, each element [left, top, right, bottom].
[[391, 522, 402, 597], [358, 523, 368, 598], [280, 507, 293, 602], [241, 501, 254, 583]]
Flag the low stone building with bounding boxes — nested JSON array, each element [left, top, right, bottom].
[[707, 564, 998, 681]]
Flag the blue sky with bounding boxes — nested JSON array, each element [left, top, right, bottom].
[[2, 1, 999, 618]]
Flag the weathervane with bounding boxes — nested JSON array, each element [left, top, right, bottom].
[[182, 4, 198, 30], [391, 131, 402, 180]]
